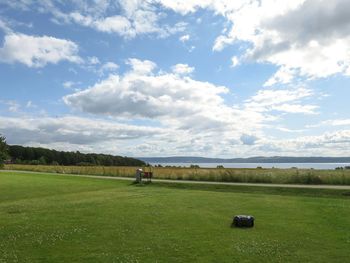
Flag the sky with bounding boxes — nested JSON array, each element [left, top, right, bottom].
[[0, 0, 350, 158]]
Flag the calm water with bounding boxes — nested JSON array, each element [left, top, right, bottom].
[[150, 162, 350, 169]]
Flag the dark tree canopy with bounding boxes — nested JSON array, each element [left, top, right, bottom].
[[7, 145, 145, 166], [0, 135, 9, 167]]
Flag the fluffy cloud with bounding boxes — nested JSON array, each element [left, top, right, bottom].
[[69, 10, 186, 38], [101, 62, 119, 71], [63, 58, 320, 148], [0, 19, 12, 33], [244, 87, 318, 114], [154, 0, 243, 16], [231, 56, 239, 68], [154, 0, 350, 84], [171, 63, 194, 75], [264, 67, 297, 87], [64, 59, 229, 127], [5, 101, 20, 113], [63, 81, 75, 89], [87, 56, 100, 65], [69, 12, 133, 37], [5, 0, 350, 82], [63, 58, 273, 145], [179, 34, 190, 42], [2, 114, 350, 156], [210, 0, 350, 83], [0, 33, 82, 67], [261, 130, 350, 156], [0, 116, 164, 148], [1, 0, 188, 39], [307, 119, 350, 128], [126, 58, 156, 74], [7, 0, 187, 39]]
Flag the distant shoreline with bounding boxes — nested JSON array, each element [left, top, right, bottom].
[[139, 156, 350, 164], [145, 162, 350, 170]]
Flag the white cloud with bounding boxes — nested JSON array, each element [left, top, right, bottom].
[[1, 1, 187, 39], [261, 130, 350, 156], [1, 0, 349, 157], [276, 127, 305, 133], [210, 0, 350, 84], [171, 63, 194, 75], [0, 33, 82, 67], [231, 56, 239, 68], [63, 3, 186, 38], [244, 87, 318, 114], [155, 0, 350, 84], [6, 101, 20, 112], [307, 119, 350, 128], [63, 58, 320, 153], [247, 87, 312, 106], [70, 13, 134, 37], [179, 34, 190, 42], [326, 119, 350, 126], [213, 35, 235, 52], [2, 113, 350, 156], [100, 62, 119, 73], [0, 18, 12, 33], [26, 101, 36, 108], [63, 81, 82, 90], [126, 58, 156, 74], [87, 56, 100, 65], [64, 59, 229, 125], [5, 0, 350, 84], [264, 66, 297, 87], [0, 115, 165, 148], [272, 104, 318, 115], [63, 81, 74, 89]]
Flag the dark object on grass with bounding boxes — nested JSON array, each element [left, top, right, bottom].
[[232, 215, 254, 228]]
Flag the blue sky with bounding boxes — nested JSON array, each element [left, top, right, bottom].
[[1, 0, 350, 157]]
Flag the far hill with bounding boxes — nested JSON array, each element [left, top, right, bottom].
[[8, 145, 145, 166], [139, 156, 350, 163]]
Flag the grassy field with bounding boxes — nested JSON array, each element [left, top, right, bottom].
[[1, 171, 350, 262], [5, 164, 350, 185]]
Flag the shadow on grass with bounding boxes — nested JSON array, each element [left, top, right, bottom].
[[129, 181, 350, 199]]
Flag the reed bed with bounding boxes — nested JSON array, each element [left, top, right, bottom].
[[5, 164, 350, 185]]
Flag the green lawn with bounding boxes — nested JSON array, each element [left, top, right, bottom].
[[1, 172, 349, 262]]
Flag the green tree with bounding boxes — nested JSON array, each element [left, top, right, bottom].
[[0, 135, 9, 168], [38, 156, 47, 165]]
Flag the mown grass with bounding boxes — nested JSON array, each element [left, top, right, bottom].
[[0, 171, 349, 262], [5, 164, 350, 185]]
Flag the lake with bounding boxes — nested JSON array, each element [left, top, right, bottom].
[[149, 162, 350, 169]]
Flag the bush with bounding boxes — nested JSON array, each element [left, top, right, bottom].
[[38, 156, 47, 165], [0, 135, 8, 168]]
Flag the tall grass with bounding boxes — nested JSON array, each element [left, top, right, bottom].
[[5, 164, 350, 185]]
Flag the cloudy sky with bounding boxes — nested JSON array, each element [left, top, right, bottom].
[[1, 0, 350, 157]]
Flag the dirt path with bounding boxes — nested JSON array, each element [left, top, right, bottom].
[[2, 169, 350, 190]]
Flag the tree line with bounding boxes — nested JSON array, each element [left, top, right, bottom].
[[0, 136, 145, 167], [8, 145, 145, 166]]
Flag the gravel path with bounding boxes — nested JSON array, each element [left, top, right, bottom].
[[2, 169, 350, 190]]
